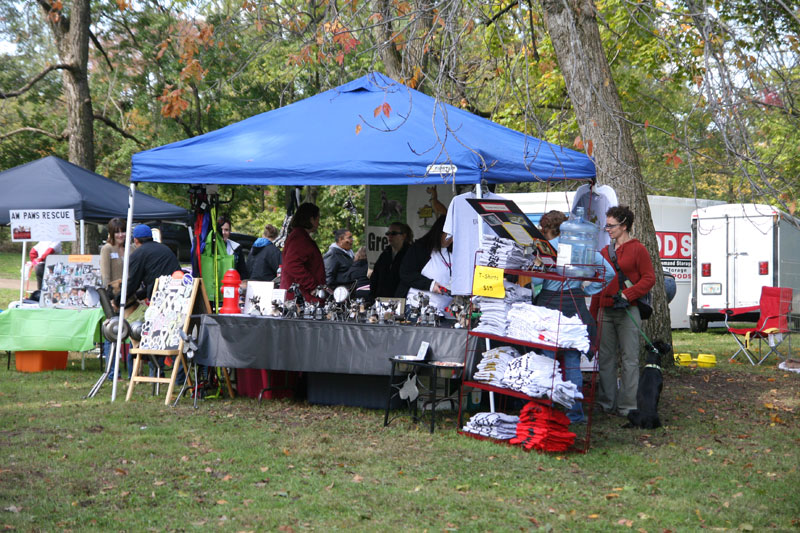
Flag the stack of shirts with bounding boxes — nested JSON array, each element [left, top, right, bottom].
[[506, 302, 590, 353], [472, 282, 532, 337], [501, 351, 583, 408], [477, 236, 537, 270], [473, 346, 520, 386], [510, 401, 577, 452], [462, 412, 520, 440]]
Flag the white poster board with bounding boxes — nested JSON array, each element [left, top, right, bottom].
[[9, 209, 76, 242], [244, 281, 274, 315], [364, 185, 456, 268], [40, 254, 102, 308]]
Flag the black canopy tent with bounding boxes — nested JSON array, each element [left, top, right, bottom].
[[0, 156, 190, 227], [1, 155, 190, 308]]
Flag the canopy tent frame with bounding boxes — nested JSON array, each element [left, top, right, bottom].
[[114, 72, 597, 402]]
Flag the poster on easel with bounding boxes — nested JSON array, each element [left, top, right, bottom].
[[139, 274, 209, 351]]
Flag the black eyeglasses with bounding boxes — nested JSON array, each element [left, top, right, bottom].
[[604, 223, 621, 230], [385, 231, 402, 236]]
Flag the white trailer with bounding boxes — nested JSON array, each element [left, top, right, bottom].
[[689, 203, 800, 332], [504, 192, 724, 329]]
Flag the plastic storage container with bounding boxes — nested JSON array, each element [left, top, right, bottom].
[[15, 350, 68, 372], [557, 207, 599, 277]]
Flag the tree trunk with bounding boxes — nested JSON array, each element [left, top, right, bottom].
[[540, 0, 672, 358], [40, 0, 95, 171]]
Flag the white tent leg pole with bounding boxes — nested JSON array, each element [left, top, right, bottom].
[[474, 183, 495, 411], [80, 220, 85, 254], [111, 183, 137, 402], [19, 242, 27, 304]]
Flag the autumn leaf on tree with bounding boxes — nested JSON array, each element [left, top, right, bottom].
[[664, 149, 683, 168], [573, 136, 584, 150], [355, 124, 362, 135], [382, 102, 391, 118]]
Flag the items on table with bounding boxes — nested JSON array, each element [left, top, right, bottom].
[[473, 346, 520, 387], [510, 401, 576, 452], [506, 303, 590, 353], [461, 412, 520, 440], [501, 351, 583, 408], [471, 282, 532, 337], [477, 236, 537, 270]]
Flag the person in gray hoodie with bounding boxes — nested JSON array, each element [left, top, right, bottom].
[[247, 224, 282, 281]]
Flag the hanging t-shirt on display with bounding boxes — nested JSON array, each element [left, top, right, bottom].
[[443, 190, 503, 295]]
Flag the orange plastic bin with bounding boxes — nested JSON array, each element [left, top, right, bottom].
[[15, 350, 69, 372]]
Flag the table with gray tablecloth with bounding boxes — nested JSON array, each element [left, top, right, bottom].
[[194, 314, 473, 408]]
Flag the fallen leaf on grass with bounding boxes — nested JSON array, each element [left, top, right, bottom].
[[153, 480, 166, 486], [260, 466, 269, 472], [587, 514, 600, 519], [114, 468, 128, 476], [351, 474, 363, 483], [216, 499, 228, 505], [4, 506, 21, 513], [325, 481, 334, 491], [605, 493, 619, 500], [617, 518, 633, 527]]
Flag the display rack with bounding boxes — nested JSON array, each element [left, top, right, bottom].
[[457, 267, 603, 454]]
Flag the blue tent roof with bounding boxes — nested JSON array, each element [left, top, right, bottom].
[[132, 72, 595, 186], [0, 156, 189, 225]]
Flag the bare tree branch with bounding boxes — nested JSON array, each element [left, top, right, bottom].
[[0, 64, 74, 98], [0, 127, 67, 141], [89, 30, 114, 71], [93, 114, 145, 145]]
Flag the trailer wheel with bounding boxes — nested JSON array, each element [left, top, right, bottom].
[[690, 315, 708, 333]]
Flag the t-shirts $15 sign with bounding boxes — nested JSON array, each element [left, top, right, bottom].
[[473, 266, 505, 298]]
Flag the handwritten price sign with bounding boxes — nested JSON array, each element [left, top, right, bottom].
[[472, 266, 505, 298]]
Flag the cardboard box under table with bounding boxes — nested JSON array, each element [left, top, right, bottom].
[[194, 315, 471, 409], [0, 307, 104, 372]]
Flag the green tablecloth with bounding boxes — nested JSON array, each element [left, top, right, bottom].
[[0, 307, 104, 352]]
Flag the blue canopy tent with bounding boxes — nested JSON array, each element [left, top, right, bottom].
[[109, 72, 596, 402], [131, 72, 595, 185]]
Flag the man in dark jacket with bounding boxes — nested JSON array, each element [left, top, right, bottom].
[[323, 229, 358, 287], [247, 224, 282, 281], [126, 224, 181, 301]]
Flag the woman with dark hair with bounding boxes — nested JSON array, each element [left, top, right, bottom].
[[369, 221, 413, 300], [100, 218, 126, 287], [217, 214, 248, 279], [591, 205, 656, 417], [279, 203, 325, 302], [397, 216, 452, 313]]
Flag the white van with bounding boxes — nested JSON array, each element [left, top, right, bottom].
[[504, 192, 724, 329], [689, 203, 800, 332]]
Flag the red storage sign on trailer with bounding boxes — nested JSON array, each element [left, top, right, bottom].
[[657, 231, 692, 281]]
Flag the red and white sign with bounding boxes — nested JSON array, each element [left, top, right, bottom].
[[656, 231, 691, 259]]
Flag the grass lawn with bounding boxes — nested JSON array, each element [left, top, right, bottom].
[[0, 251, 22, 279], [1, 329, 798, 531]]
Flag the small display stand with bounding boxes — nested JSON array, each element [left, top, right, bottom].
[[126, 275, 215, 405], [384, 342, 464, 433]]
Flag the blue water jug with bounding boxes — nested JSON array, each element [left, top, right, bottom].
[[557, 207, 598, 277]]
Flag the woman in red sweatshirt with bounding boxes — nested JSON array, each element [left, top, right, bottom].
[[590, 205, 656, 418]]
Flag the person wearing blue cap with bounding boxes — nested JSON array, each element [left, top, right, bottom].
[[124, 224, 181, 304]]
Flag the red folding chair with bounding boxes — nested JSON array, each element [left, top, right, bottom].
[[724, 286, 793, 365]]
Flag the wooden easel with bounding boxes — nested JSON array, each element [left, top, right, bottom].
[[126, 276, 217, 405]]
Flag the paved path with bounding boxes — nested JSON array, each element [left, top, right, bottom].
[[0, 278, 24, 290]]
